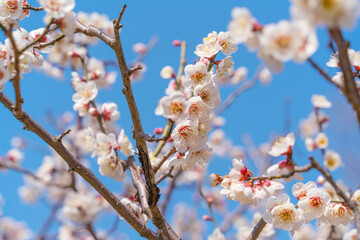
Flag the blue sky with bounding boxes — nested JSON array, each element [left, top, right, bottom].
[[1, 0, 360, 239]]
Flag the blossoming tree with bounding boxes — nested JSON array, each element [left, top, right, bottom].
[[1, 0, 360, 239]]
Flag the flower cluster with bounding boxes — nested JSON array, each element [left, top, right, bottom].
[[210, 159, 284, 205]]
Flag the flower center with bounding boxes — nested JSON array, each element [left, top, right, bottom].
[[309, 196, 323, 208], [192, 71, 206, 83], [276, 36, 291, 49], [170, 101, 184, 115], [6, 0, 18, 13]]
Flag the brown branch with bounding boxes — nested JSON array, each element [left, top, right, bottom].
[[20, 19, 55, 54], [160, 171, 181, 215], [54, 128, 71, 142], [198, 184, 219, 227], [249, 163, 313, 181], [307, 58, 341, 89], [6, 24, 23, 115], [74, 6, 180, 238], [175, 41, 186, 89], [36, 34, 65, 50], [85, 223, 99, 240], [153, 145, 176, 173], [329, 28, 360, 128], [153, 120, 175, 158], [0, 92, 160, 240], [247, 218, 267, 240], [128, 156, 152, 218], [155, 167, 175, 184], [22, 5, 44, 11]]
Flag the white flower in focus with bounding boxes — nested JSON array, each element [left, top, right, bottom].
[[117, 129, 135, 157], [101, 102, 120, 122], [183, 144, 212, 170], [292, 181, 317, 199], [72, 81, 98, 104], [185, 96, 211, 122], [172, 120, 206, 153], [263, 193, 303, 232], [160, 65, 175, 79], [209, 173, 223, 187], [155, 91, 187, 122], [217, 31, 238, 55], [311, 94, 332, 108], [207, 227, 225, 240], [194, 31, 222, 58], [183, 61, 211, 88], [228, 7, 255, 44], [315, 132, 329, 149], [319, 203, 353, 226], [268, 132, 295, 157], [194, 81, 221, 108], [120, 197, 149, 224], [98, 155, 126, 182], [216, 56, 234, 81], [38, 0, 75, 19], [323, 150, 342, 171], [0, 0, 23, 19], [298, 188, 331, 222]]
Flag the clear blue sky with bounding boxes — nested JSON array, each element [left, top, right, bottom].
[[1, 0, 360, 239]]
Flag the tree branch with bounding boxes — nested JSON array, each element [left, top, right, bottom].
[[0, 92, 160, 240]]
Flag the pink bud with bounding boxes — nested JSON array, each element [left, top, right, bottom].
[[202, 215, 212, 221], [172, 40, 181, 47], [154, 127, 163, 135], [167, 136, 174, 142], [206, 197, 214, 204]]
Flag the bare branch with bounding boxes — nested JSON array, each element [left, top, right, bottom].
[[307, 58, 342, 89], [153, 145, 176, 173], [329, 27, 360, 128], [54, 128, 71, 142], [247, 218, 267, 240]]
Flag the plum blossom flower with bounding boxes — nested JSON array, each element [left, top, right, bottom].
[[183, 61, 211, 88], [155, 91, 187, 122], [72, 81, 98, 104], [93, 133, 117, 158], [38, 0, 75, 19], [120, 197, 149, 224], [227, 7, 256, 44], [183, 144, 212, 170], [216, 56, 234, 81], [0, 0, 23, 19], [101, 102, 120, 122], [298, 187, 331, 222], [117, 129, 135, 157], [217, 31, 238, 55], [61, 191, 100, 224], [311, 94, 332, 108], [0, 217, 32, 240], [160, 65, 175, 79], [267, 160, 304, 182], [209, 173, 223, 187], [292, 181, 317, 199], [351, 190, 360, 205], [259, 20, 302, 62], [172, 120, 206, 153], [185, 96, 211, 122], [315, 132, 328, 149], [263, 193, 303, 233], [323, 150, 342, 171], [194, 31, 222, 58], [97, 154, 126, 182], [194, 81, 221, 108], [318, 203, 353, 226], [268, 132, 295, 157]]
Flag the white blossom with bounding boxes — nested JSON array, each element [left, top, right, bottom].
[[183, 61, 211, 88], [311, 94, 332, 108], [0, 0, 23, 19], [268, 132, 295, 157], [323, 150, 342, 171], [298, 187, 331, 222], [117, 129, 135, 157]]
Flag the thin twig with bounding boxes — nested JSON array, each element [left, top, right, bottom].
[[247, 218, 267, 240], [153, 145, 176, 173], [215, 64, 263, 115]]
